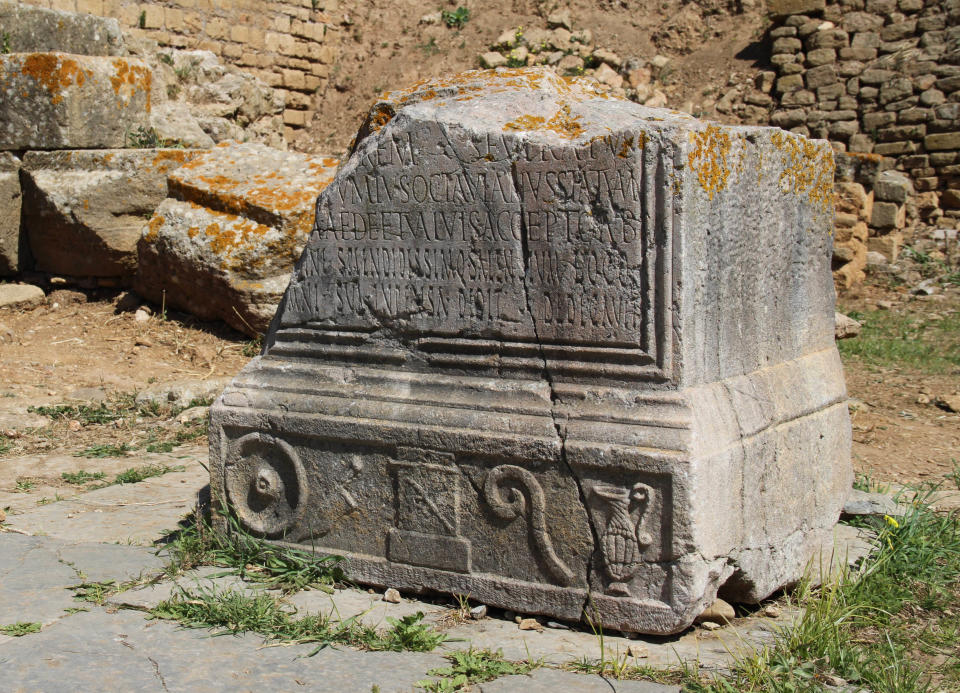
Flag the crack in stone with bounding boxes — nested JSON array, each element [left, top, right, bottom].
[[148, 656, 170, 692], [509, 156, 603, 622]]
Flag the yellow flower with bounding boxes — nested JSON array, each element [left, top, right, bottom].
[[884, 515, 900, 529]]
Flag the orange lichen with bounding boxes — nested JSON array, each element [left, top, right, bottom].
[[770, 130, 835, 212], [143, 215, 165, 243], [503, 103, 585, 139], [687, 125, 733, 201], [15, 54, 94, 105], [109, 59, 152, 112]]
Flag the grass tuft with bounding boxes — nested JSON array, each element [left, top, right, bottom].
[[417, 649, 538, 691], [0, 622, 41, 637]]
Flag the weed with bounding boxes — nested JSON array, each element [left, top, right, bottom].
[[418, 37, 440, 57], [947, 460, 960, 489], [241, 335, 263, 357], [158, 53, 174, 66], [174, 59, 198, 81], [417, 649, 537, 691], [441, 7, 470, 29], [14, 479, 35, 492], [146, 441, 176, 454], [693, 485, 960, 691], [0, 622, 41, 637], [150, 586, 445, 655], [29, 401, 124, 425], [138, 10, 146, 29], [113, 464, 184, 485], [161, 511, 344, 593], [0, 436, 11, 455], [311, 0, 319, 9], [63, 607, 89, 615], [506, 56, 527, 68], [75, 443, 131, 459], [1, 31, 10, 54], [166, 83, 180, 100], [128, 126, 183, 149], [71, 580, 116, 605], [61, 470, 106, 484], [36, 494, 63, 505]]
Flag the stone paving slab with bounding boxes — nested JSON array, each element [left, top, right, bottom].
[[3, 449, 207, 544], [0, 608, 451, 693], [0, 533, 79, 627]]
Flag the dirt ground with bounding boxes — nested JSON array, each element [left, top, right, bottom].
[[298, 0, 768, 154], [1, 271, 956, 495]]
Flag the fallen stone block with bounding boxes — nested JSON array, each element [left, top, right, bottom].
[[842, 489, 905, 518], [0, 53, 151, 149], [0, 283, 44, 309], [0, 3, 125, 56], [834, 312, 861, 339], [135, 143, 339, 335], [21, 149, 204, 278], [209, 69, 852, 635], [0, 152, 21, 276]]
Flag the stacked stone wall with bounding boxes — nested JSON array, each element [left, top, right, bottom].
[[768, 0, 960, 212], [16, 0, 340, 139]]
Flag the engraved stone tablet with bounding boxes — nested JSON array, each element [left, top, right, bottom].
[[210, 69, 852, 635]]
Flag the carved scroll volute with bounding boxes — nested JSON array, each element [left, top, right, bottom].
[[592, 481, 655, 596], [483, 464, 575, 586]]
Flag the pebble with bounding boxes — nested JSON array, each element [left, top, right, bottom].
[[876, 300, 893, 310], [821, 674, 846, 687], [936, 395, 960, 413], [382, 588, 401, 603], [763, 605, 782, 618], [700, 621, 722, 631], [545, 620, 570, 630], [518, 618, 543, 632], [134, 309, 151, 323], [68, 420, 82, 432], [469, 605, 487, 620], [0, 508, 5, 523], [626, 644, 648, 658]]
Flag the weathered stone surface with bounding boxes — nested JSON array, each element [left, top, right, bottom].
[[767, 0, 826, 17], [0, 53, 151, 149], [0, 283, 44, 309], [135, 143, 339, 335], [21, 149, 203, 278], [0, 2, 125, 56], [834, 312, 862, 339], [209, 69, 851, 636], [0, 152, 21, 276]]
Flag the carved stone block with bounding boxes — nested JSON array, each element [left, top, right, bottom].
[[210, 69, 852, 634]]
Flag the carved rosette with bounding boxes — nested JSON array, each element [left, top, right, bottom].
[[223, 432, 307, 538]]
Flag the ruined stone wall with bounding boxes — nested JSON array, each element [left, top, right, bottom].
[[16, 0, 340, 139], [767, 0, 960, 210]]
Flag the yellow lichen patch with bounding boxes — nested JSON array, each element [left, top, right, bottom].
[[687, 125, 733, 201], [503, 103, 585, 139], [368, 104, 395, 133], [17, 54, 93, 106], [143, 215, 165, 243], [769, 130, 835, 212]]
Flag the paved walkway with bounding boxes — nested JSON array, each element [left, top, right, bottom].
[[0, 447, 876, 692]]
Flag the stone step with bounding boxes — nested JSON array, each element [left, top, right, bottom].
[[0, 53, 151, 150]]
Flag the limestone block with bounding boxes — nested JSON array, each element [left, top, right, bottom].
[[0, 152, 21, 277], [867, 231, 902, 261], [21, 149, 204, 278], [0, 3, 125, 55], [873, 170, 913, 204], [767, 0, 826, 17], [0, 53, 151, 150], [871, 201, 905, 229], [135, 143, 339, 335], [209, 69, 852, 636]]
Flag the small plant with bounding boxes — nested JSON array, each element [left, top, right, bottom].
[[505, 56, 527, 68], [0, 622, 41, 637], [146, 441, 176, 454], [75, 443, 132, 459], [441, 7, 470, 29], [378, 612, 447, 652], [417, 649, 537, 691], [14, 479, 35, 493], [158, 53, 174, 66], [241, 335, 263, 357], [418, 37, 440, 57], [71, 580, 116, 606], [1, 31, 11, 54], [166, 83, 180, 100], [61, 470, 106, 484], [138, 10, 146, 29], [114, 463, 184, 485]]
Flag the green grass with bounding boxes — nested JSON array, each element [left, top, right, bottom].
[[417, 649, 538, 691], [838, 308, 960, 374], [688, 486, 960, 692], [113, 463, 184, 485], [160, 511, 344, 593], [74, 443, 131, 458], [0, 622, 41, 637], [14, 479, 35, 492], [149, 587, 445, 655], [61, 470, 106, 484]]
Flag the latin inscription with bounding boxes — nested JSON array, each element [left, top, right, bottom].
[[281, 122, 648, 346]]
